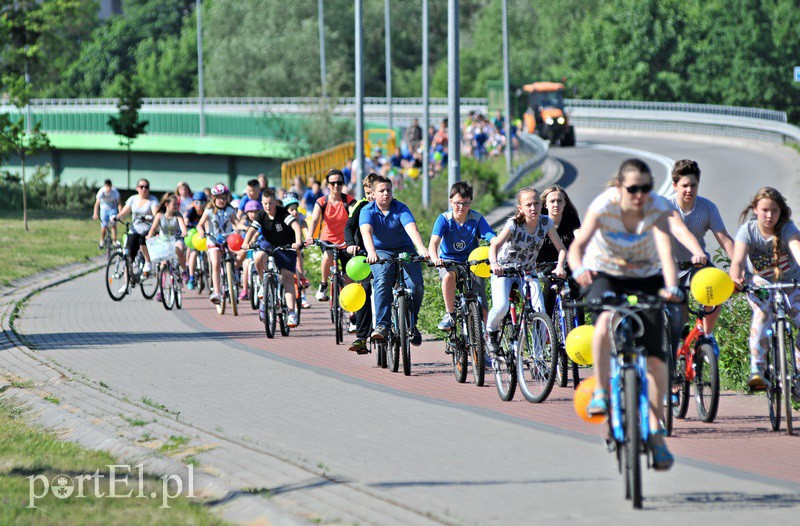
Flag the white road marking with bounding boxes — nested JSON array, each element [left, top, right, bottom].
[[577, 142, 676, 197]]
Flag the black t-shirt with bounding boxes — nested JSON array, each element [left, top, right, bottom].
[[252, 206, 297, 246], [185, 207, 202, 229], [536, 212, 581, 264]]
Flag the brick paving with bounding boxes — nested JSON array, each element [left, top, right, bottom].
[[5, 268, 800, 524]]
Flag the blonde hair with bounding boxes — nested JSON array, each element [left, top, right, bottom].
[[740, 186, 792, 280]]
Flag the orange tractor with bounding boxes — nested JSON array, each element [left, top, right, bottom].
[[518, 82, 575, 146]]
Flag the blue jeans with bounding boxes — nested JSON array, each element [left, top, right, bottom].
[[370, 248, 424, 330]]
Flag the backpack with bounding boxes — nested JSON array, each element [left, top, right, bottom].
[[312, 194, 356, 238]]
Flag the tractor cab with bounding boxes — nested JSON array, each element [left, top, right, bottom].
[[519, 82, 575, 146]]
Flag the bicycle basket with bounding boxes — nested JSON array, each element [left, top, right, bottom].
[[145, 236, 176, 263]]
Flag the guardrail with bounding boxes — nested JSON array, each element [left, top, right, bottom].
[[502, 133, 549, 194]]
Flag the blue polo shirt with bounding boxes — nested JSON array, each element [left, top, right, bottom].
[[359, 199, 416, 250], [432, 209, 496, 262], [238, 193, 262, 212]]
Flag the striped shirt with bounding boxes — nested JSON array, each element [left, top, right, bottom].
[[584, 187, 672, 278], [669, 196, 726, 263]]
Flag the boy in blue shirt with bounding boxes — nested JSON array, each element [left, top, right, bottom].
[[360, 175, 430, 345], [429, 181, 496, 330]]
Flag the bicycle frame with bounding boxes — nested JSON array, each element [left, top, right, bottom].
[[608, 320, 651, 446]]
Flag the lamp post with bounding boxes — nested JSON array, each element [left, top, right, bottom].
[[502, 0, 512, 174], [318, 0, 327, 98], [447, 0, 461, 189], [196, 0, 206, 136], [385, 0, 392, 132], [354, 0, 365, 199]]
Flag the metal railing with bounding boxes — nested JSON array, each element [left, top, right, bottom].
[[565, 99, 787, 123]]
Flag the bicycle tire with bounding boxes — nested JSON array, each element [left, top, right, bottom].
[[778, 321, 793, 435], [105, 252, 129, 301], [279, 284, 290, 337], [467, 301, 485, 386], [160, 266, 175, 310], [174, 268, 183, 309], [331, 275, 343, 344], [226, 260, 238, 316], [197, 256, 207, 294], [249, 264, 259, 310], [767, 332, 781, 431], [663, 320, 673, 436], [623, 367, 643, 509], [139, 259, 158, 300], [694, 342, 719, 423], [555, 306, 574, 388], [673, 355, 690, 419], [263, 278, 276, 338], [517, 312, 558, 403], [451, 317, 468, 384], [494, 316, 517, 401], [399, 295, 412, 376], [386, 303, 400, 373], [377, 341, 388, 369]]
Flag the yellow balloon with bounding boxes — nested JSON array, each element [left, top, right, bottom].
[[565, 325, 594, 366], [407, 167, 420, 179], [690, 267, 734, 307], [193, 235, 207, 252], [339, 283, 367, 312], [468, 246, 491, 278]]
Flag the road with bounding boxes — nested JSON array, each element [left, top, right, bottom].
[[9, 130, 800, 524]]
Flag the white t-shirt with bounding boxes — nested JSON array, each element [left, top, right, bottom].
[[125, 195, 158, 235], [96, 187, 120, 210], [584, 187, 672, 278], [497, 216, 554, 273], [735, 219, 800, 282]]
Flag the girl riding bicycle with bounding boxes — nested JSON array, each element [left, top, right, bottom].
[[185, 191, 207, 290], [729, 186, 800, 393], [196, 183, 237, 305], [568, 159, 704, 471], [146, 193, 188, 271], [486, 186, 567, 353]]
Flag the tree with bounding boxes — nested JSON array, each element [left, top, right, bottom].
[[107, 75, 149, 190], [0, 77, 51, 231]]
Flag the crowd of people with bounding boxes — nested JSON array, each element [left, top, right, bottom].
[[97, 154, 800, 476]]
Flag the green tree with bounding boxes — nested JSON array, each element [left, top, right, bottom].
[[0, 77, 51, 231], [107, 75, 148, 190]]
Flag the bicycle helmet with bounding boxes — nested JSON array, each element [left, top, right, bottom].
[[192, 191, 208, 202], [211, 184, 229, 196], [282, 196, 299, 208], [244, 200, 262, 212]]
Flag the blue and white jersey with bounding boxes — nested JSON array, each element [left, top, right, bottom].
[[432, 209, 496, 262]]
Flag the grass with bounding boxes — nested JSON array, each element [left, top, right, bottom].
[[0, 399, 227, 525], [0, 209, 99, 286], [158, 435, 191, 454], [140, 396, 179, 416]]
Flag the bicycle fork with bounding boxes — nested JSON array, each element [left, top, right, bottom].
[[609, 355, 651, 446]]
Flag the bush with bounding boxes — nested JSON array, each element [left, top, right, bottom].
[[0, 166, 96, 212]]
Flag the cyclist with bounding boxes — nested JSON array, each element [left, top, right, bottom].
[[237, 200, 263, 301], [175, 181, 194, 218], [429, 181, 496, 332], [729, 186, 800, 394], [147, 193, 188, 301], [93, 179, 121, 250], [359, 174, 429, 345], [668, 159, 735, 352], [283, 194, 311, 308], [196, 183, 237, 305], [486, 187, 566, 353], [237, 179, 262, 221], [242, 189, 303, 328], [345, 172, 379, 353], [185, 191, 207, 289], [306, 169, 356, 301], [116, 178, 159, 276], [568, 158, 701, 471]]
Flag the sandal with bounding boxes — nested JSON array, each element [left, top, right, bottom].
[[649, 429, 674, 471], [587, 389, 609, 416]]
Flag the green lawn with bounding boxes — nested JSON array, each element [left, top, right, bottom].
[[0, 398, 227, 525], [0, 211, 101, 286]]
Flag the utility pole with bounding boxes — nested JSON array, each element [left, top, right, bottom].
[[318, 0, 327, 98], [385, 0, 392, 131], [447, 0, 461, 189], [354, 0, 365, 199], [422, 0, 430, 209], [196, 0, 206, 136], [502, 0, 512, 174]]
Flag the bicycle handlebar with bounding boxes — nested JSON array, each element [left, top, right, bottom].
[[742, 280, 800, 293], [311, 239, 346, 252], [426, 258, 488, 269], [565, 293, 665, 313], [375, 253, 427, 265]]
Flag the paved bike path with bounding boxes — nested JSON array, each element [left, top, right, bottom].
[[11, 270, 800, 524]]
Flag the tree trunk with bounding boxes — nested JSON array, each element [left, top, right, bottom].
[[126, 143, 132, 190], [21, 155, 29, 232]]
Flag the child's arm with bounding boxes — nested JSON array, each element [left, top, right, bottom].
[[653, 212, 679, 296], [177, 216, 188, 237], [728, 241, 750, 289], [428, 235, 442, 266], [714, 230, 735, 259], [403, 222, 429, 259], [545, 227, 567, 277], [361, 224, 378, 263], [146, 213, 162, 239], [488, 225, 512, 276], [196, 212, 208, 238], [568, 210, 599, 288]]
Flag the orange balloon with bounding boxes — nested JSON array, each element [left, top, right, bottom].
[[573, 376, 606, 424]]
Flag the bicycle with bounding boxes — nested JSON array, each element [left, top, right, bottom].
[[312, 239, 348, 345], [542, 265, 582, 389], [743, 281, 800, 436], [568, 293, 668, 509], [493, 267, 558, 403], [105, 219, 158, 301], [261, 244, 296, 338], [212, 236, 239, 316], [195, 250, 210, 295], [100, 225, 118, 260], [246, 251, 261, 311], [429, 259, 487, 386], [375, 252, 426, 376], [157, 256, 184, 311]]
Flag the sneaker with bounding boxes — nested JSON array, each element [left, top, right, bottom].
[[792, 376, 800, 404], [371, 325, 389, 341], [187, 277, 196, 290], [301, 294, 311, 309], [438, 313, 455, 331], [410, 327, 422, 346], [238, 289, 248, 301], [259, 305, 265, 322], [118, 283, 128, 295], [587, 389, 609, 416], [486, 331, 500, 354], [649, 432, 675, 471], [349, 339, 369, 354], [484, 353, 493, 369], [348, 314, 357, 333], [316, 283, 329, 301], [209, 293, 221, 305], [182, 270, 189, 283], [155, 291, 162, 302], [287, 312, 298, 328], [142, 261, 152, 274], [748, 370, 767, 390], [98, 242, 104, 250]]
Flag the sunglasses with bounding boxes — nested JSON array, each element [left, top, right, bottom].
[[623, 184, 653, 195], [328, 180, 344, 186], [138, 184, 149, 189]]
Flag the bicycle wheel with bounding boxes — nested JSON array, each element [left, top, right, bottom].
[[663, 321, 674, 436], [279, 285, 290, 337], [622, 367, 642, 509], [174, 269, 183, 309], [467, 301, 486, 387], [330, 274, 339, 324], [264, 278, 277, 338], [555, 306, 575, 388], [105, 252, 129, 301], [197, 256, 207, 294], [399, 295, 412, 376], [249, 264, 259, 310], [160, 266, 175, 310], [140, 260, 158, 299], [673, 354, 690, 420], [226, 260, 238, 316], [494, 317, 517, 402], [767, 332, 782, 431], [451, 316, 468, 384], [377, 341, 388, 368], [517, 312, 558, 403], [778, 321, 793, 435], [387, 301, 401, 373], [694, 342, 720, 423]]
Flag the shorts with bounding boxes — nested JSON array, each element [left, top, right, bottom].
[[585, 272, 667, 362], [100, 207, 115, 228], [256, 242, 297, 273], [438, 264, 488, 310]]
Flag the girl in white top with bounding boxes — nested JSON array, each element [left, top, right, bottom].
[[486, 187, 567, 352], [147, 193, 188, 271], [175, 181, 194, 217], [197, 184, 238, 305], [116, 178, 159, 274]]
